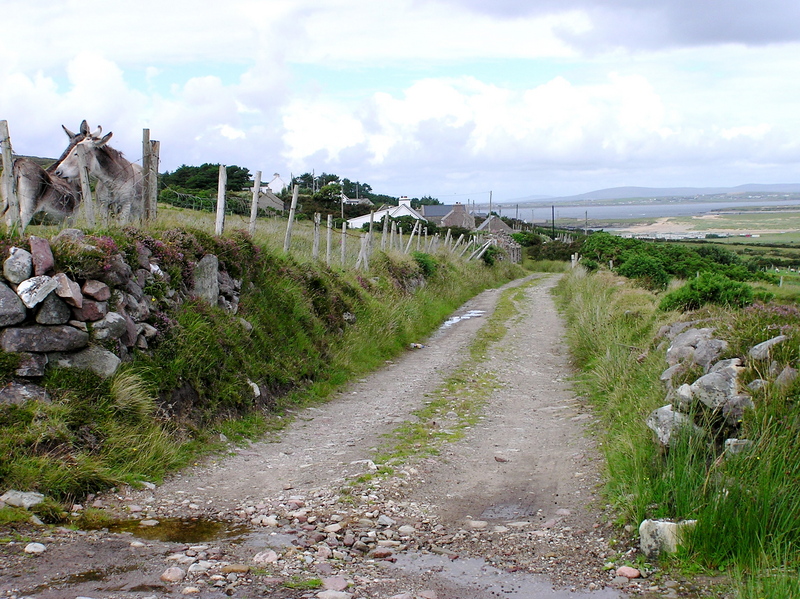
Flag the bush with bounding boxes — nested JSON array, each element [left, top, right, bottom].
[[659, 272, 754, 311], [411, 252, 438, 278], [617, 252, 670, 290]]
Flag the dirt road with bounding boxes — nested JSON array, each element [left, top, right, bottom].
[[1, 274, 642, 599]]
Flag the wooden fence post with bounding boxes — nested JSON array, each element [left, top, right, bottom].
[[249, 170, 261, 237], [381, 213, 388, 250], [312, 212, 321, 260], [389, 221, 396, 251], [326, 214, 333, 266], [340, 221, 347, 266], [215, 165, 227, 236], [367, 211, 375, 260], [0, 120, 19, 230], [283, 184, 299, 252], [76, 144, 95, 228], [148, 139, 160, 222]]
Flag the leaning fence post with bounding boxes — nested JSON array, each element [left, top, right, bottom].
[[215, 164, 227, 236], [76, 144, 95, 229], [381, 213, 388, 250], [283, 184, 299, 252], [249, 170, 261, 237], [0, 120, 19, 230]]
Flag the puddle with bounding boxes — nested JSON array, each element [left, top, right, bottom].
[[428, 309, 486, 341], [105, 517, 249, 544], [480, 501, 537, 520], [390, 553, 622, 598]]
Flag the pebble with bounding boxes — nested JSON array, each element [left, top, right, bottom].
[[616, 565, 641, 579], [139, 519, 159, 527], [398, 525, 416, 535], [317, 591, 352, 599], [377, 514, 396, 527], [160, 567, 186, 582], [181, 587, 200, 594], [467, 520, 488, 530], [322, 576, 348, 591], [23, 542, 46, 554], [253, 550, 279, 564], [222, 564, 250, 574]]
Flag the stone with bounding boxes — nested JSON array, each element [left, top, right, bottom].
[[181, 587, 200, 594], [192, 254, 219, 304], [775, 366, 798, 389], [691, 364, 741, 409], [467, 520, 488, 530], [398, 525, 416, 535], [98, 254, 133, 286], [47, 346, 121, 378], [82, 279, 111, 301], [693, 338, 728, 371], [316, 591, 352, 599], [35, 292, 71, 325], [16, 276, 59, 309], [28, 236, 54, 276], [53, 273, 83, 308], [51, 228, 85, 244], [666, 328, 714, 365], [721, 394, 754, 425], [221, 564, 250, 574], [1, 490, 45, 509], [24, 542, 46, 554], [0, 281, 26, 326], [253, 550, 279, 565], [0, 382, 49, 405], [748, 379, 767, 392], [92, 312, 128, 340], [377, 514, 396, 527], [673, 383, 693, 411], [3, 247, 33, 284], [322, 576, 348, 591], [72, 299, 108, 322], [1, 325, 88, 353], [160, 567, 186, 582], [616, 566, 640, 579], [724, 438, 754, 455], [639, 519, 696, 559], [368, 548, 393, 559], [749, 335, 788, 360], [119, 312, 139, 347], [418, 592, 438, 599], [324, 523, 342, 533], [15, 352, 48, 377], [659, 363, 684, 388], [646, 405, 703, 447]]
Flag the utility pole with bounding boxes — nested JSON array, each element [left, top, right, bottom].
[[551, 205, 555, 239]]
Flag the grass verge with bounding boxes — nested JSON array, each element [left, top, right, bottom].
[[554, 267, 800, 597]]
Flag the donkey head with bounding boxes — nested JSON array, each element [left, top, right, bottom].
[[54, 127, 113, 179]]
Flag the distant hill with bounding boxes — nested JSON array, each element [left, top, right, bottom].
[[512, 184, 800, 205]]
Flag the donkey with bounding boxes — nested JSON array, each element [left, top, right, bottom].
[[55, 128, 144, 225], [10, 121, 92, 231]]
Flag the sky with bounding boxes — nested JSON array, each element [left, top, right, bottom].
[[2, 0, 800, 204]]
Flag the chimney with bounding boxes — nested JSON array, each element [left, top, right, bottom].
[[398, 196, 411, 208]]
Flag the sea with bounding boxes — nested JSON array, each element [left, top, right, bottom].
[[495, 198, 800, 224]]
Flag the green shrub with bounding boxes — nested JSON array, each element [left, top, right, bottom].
[[617, 252, 670, 290], [411, 251, 438, 278], [659, 272, 754, 311]]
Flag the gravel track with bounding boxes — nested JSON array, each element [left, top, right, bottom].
[[1, 274, 651, 599]]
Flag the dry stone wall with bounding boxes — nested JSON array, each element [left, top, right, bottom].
[[0, 229, 238, 406]]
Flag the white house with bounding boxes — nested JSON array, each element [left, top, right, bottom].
[[346, 196, 427, 229], [262, 173, 287, 195]]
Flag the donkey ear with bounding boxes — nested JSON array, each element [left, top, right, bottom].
[[63, 124, 77, 139], [96, 132, 113, 147], [79, 120, 90, 136], [90, 125, 103, 138]]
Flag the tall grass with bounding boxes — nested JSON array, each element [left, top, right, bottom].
[[555, 267, 800, 596]]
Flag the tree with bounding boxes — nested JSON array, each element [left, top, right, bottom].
[[161, 163, 251, 192]]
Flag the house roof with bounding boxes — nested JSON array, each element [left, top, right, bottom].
[[477, 215, 513, 233], [346, 203, 427, 229]]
